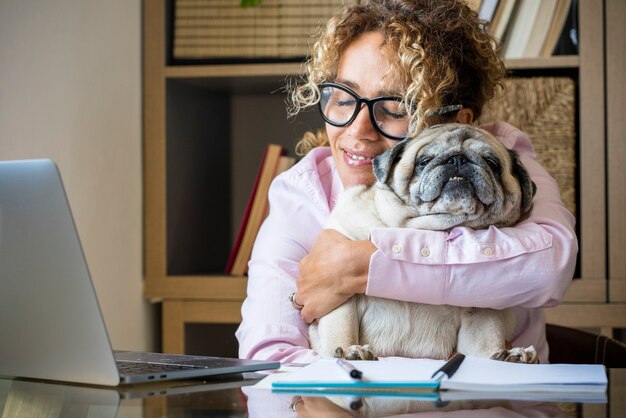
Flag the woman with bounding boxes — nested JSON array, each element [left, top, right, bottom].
[[235, 0, 577, 364]]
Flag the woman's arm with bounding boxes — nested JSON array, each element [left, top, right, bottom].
[[236, 150, 336, 362], [297, 122, 577, 322]]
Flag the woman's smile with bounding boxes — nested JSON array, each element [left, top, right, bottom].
[[342, 148, 376, 167]]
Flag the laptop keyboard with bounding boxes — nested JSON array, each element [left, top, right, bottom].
[[113, 351, 250, 377], [116, 361, 197, 376]]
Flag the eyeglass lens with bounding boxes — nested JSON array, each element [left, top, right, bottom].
[[319, 85, 409, 140]]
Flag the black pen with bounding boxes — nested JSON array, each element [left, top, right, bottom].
[[430, 353, 465, 382], [336, 358, 363, 380]]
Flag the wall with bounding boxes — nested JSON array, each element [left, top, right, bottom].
[[0, 0, 154, 351]]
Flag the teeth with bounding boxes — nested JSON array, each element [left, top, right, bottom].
[[346, 151, 373, 161], [450, 176, 464, 181]]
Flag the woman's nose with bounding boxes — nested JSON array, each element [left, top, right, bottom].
[[345, 104, 379, 140]]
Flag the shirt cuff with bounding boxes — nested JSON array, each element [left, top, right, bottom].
[[369, 227, 448, 264]]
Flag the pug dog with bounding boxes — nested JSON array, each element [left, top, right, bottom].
[[309, 123, 539, 363]]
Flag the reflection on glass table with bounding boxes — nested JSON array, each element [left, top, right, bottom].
[[0, 369, 623, 417]]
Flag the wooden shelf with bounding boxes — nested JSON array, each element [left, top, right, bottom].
[[163, 56, 579, 80], [545, 303, 626, 329], [506, 55, 579, 70], [165, 62, 304, 78], [564, 278, 607, 303], [159, 57, 580, 96], [145, 275, 608, 303], [144, 274, 604, 303], [145, 275, 248, 302]]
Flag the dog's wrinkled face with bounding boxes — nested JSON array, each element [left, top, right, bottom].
[[373, 123, 536, 230]]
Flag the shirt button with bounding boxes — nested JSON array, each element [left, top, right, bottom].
[[482, 247, 495, 256], [392, 243, 402, 253], [420, 247, 431, 257]]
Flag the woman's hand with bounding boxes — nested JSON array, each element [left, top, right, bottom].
[[296, 229, 374, 323]]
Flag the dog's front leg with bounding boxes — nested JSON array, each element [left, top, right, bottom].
[[457, 308, 538, 363], [310, 297, 363, 358], [457, 308, 508, 359]]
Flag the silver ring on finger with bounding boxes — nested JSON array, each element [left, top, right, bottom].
[[289, 292, 304, 310]]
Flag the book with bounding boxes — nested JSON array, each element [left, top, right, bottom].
[[488, 0, 517, 42], [502, 0, 542, 58], [541, 0, 575, 57], [269, 356, 607, 395], [478, 0, 499, 22], [465, 0, 483, 13], [225, 145, 294, 276], [522, 0, 559, 57], [552, 0, 578, 55]]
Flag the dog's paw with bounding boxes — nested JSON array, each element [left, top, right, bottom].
[[334, 345, 377, 360], [491, 346, 539, 364]]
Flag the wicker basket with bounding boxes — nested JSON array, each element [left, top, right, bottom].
[[477, 77, 577, 217], [172, 0, 350, 60]]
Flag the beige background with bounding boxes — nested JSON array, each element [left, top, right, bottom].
[[0, 0, 154, 351]]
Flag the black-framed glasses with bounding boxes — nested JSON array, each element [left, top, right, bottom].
[[318, 83, 410, 140]]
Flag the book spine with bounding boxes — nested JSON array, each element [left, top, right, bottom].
[[227, 145, 294, 276]]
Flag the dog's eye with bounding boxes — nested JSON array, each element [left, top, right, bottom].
[[416, 156, 432, 167], [483, 156, 501, 174]]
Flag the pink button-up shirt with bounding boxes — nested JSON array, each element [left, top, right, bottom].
[[235, 122, 578, 364]]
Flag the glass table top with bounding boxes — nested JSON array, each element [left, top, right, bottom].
[[1, 369, 623, 417]]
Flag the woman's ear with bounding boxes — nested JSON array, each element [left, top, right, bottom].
[[456, 108, 474, 124]]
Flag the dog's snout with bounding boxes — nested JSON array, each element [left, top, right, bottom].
[[446, 155, 468, 169]]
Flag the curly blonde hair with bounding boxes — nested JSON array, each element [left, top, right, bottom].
[[289, 0, 506, 155]]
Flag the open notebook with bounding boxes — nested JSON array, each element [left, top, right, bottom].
[[269, 357, 607, 396], [0, 159, 278, 386]]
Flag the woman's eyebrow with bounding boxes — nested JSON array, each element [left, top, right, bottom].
[[334, 78, 359, 90], [379, 87, 402, 97]]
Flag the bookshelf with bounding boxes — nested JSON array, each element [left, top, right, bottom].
[[143, 0, 626, 355]]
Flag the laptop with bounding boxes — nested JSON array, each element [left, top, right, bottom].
[[0, 159, 279, 386]]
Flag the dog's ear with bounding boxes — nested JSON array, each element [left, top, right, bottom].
[[508, 149, 537, 212], [373, 139, 408, 184]]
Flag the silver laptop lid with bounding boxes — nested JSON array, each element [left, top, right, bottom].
[[0, 159, 120, 385]]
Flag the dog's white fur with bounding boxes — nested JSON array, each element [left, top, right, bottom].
[[309, 124, 538, 362]]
